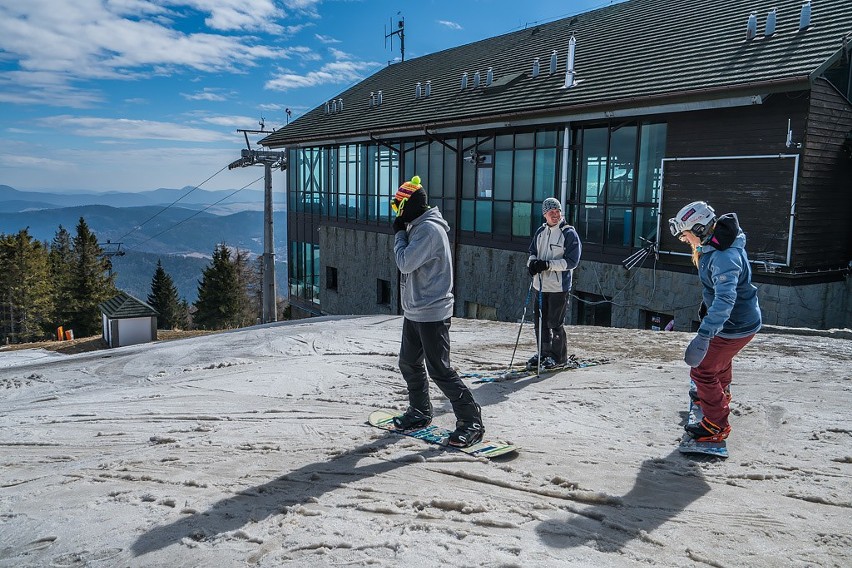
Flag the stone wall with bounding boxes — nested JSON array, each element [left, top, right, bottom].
[[317, 227, 851, 330]]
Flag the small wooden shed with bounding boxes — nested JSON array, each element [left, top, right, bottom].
[[99, 292, 159, 348]]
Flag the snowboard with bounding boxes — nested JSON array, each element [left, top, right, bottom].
[[463, 355, 606, 384], [678, 381, 728, 458], [368, 409, 518, 458]]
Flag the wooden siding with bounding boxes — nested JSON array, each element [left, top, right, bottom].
[[795, 79, 852, 269], [661, 94, 808, 266]]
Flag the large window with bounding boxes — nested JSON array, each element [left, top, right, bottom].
[[460, 129, 561, 238], [289, 240, 320, 307], [572, 121, 666, 249]]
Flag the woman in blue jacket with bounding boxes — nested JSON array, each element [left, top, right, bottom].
[[669, 201, 761, 442]]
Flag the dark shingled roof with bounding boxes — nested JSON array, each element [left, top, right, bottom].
[[262, 0, 852, 147], [99, 292, 159, 319]]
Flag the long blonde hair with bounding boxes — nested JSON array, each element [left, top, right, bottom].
[[691, 244, 701, 268]]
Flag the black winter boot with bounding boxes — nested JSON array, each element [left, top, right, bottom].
[[448, 391, 484, 447], [393, 406, 432, 430]]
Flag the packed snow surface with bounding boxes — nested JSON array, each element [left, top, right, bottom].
[[1, 315, 850, 567]]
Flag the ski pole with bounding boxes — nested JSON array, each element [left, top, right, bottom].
[[536, 273, 543, 377], [509, 279, 534, 368]]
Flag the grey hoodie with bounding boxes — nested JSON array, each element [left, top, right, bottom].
[[393, 208, 454, 322]]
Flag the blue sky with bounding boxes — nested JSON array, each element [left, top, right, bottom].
[[0, 0, 620, 193]]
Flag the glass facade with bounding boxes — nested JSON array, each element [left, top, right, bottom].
[[286, 122, 667, 311], [572, 121, 667, 249]]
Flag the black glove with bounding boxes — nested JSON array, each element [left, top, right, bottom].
[[698, 301, 708, 321], [393, 216, 406, 234], [528, 259, 549, 276]]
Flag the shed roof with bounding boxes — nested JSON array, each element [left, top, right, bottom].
[[262, 0, 852, 147], [99, 292, 159, 319]]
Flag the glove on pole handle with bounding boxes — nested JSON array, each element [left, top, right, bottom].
[[509, 279, 534, 369]]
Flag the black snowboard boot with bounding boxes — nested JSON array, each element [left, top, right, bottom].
[[448, 421, 484, 447], [685, 417, 731, 442], [448, 391, 484, 447], [525, 354, 540, 371], [393, 406, 432, 430]]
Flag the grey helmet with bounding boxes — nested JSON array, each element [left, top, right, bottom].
[[669, 201, 716, 240]]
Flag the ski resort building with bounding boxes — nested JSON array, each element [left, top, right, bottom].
[[261, 0, 852, 330]]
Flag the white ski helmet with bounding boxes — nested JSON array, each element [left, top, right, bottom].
[[669, 201, 716, 240]]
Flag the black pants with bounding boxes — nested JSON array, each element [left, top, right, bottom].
[[532, 290, 569, 364], [399, 318, 480, 424]]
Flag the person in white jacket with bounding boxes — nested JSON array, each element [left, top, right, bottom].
[[526, 197, 582, 369]]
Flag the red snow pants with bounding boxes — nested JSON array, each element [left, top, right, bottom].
[[689, 334, 755, 429]]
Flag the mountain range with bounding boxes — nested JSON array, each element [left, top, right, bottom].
[[0, 185, 287, 303]]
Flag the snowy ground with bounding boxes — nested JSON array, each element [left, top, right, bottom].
[[0, 315, 850, 567]]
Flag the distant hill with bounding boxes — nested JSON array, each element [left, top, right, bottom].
[[0, 184, 276, 214], [0, 201, 288, 303], [113, 250, 287, 304]]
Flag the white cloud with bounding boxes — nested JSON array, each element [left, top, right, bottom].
[[37, 115, 230, 142], [265, 58, 381, 91], [437, 20, 463, 30], [0, 0, 293, 98], [201, 115, 260, 128], [0, 154, 74, 170], [315, 34, 341, 44], [182, 88, 231, 102]]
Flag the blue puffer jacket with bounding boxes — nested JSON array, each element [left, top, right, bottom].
[[696, 214, 762, 339]]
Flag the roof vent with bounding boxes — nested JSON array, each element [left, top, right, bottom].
[[325, 101, 330, 114], [330, 99, 338, 113], [368, 91, 375, 108], [337, 98, 343, 112], [377, 90, 383, 105], [486, 67, 493, 87], [799, 1, 811, 30], [532, 57, 540, 78], [473, 70, 481, 88], [425, 80, 431, 97], [564, 34, 577, 88], [415, 82, 422, 99], [746, 12, 757, 41], [765, 8, 777, 36], [549, 50, 558, 74], [460, 72, 468, 90]]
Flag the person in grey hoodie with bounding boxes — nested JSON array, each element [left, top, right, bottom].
[[391, 176, 484, 448], [669, 201, 761, 443]]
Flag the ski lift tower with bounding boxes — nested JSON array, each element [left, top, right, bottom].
[[229, 124, 286, 324]]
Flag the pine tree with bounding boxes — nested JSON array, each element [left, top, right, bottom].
[[49, 225, 75, 331], [148, 260, 181, 330], [0, 229, 54, 343], [234, 249, 261, 327], [68, 217, 116, 337], [194, 244, 241, 330]]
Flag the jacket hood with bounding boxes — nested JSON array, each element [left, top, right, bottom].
[[410, 207, 450, 233], [706, 213, 745, 251]]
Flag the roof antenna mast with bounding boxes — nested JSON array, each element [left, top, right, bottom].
[[384, 13, 405, 65]]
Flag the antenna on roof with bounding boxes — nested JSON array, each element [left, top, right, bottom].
[[385, 13, 405, 65]]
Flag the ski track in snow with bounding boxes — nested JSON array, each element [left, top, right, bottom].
[[0, 315, 850, 567]]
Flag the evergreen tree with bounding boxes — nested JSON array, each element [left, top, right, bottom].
[[175, 299, 191, 330], [0, 229, 53, 343], [234, 249, 261, 327], [49, 225, 75, 330], [68, 217, 116, 337], [148, 260, 181, 330], [194, 244, 241, 330]]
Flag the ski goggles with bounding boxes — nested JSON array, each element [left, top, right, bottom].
[[668, 217, 682, 237], [391, 197, 408, 217]]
